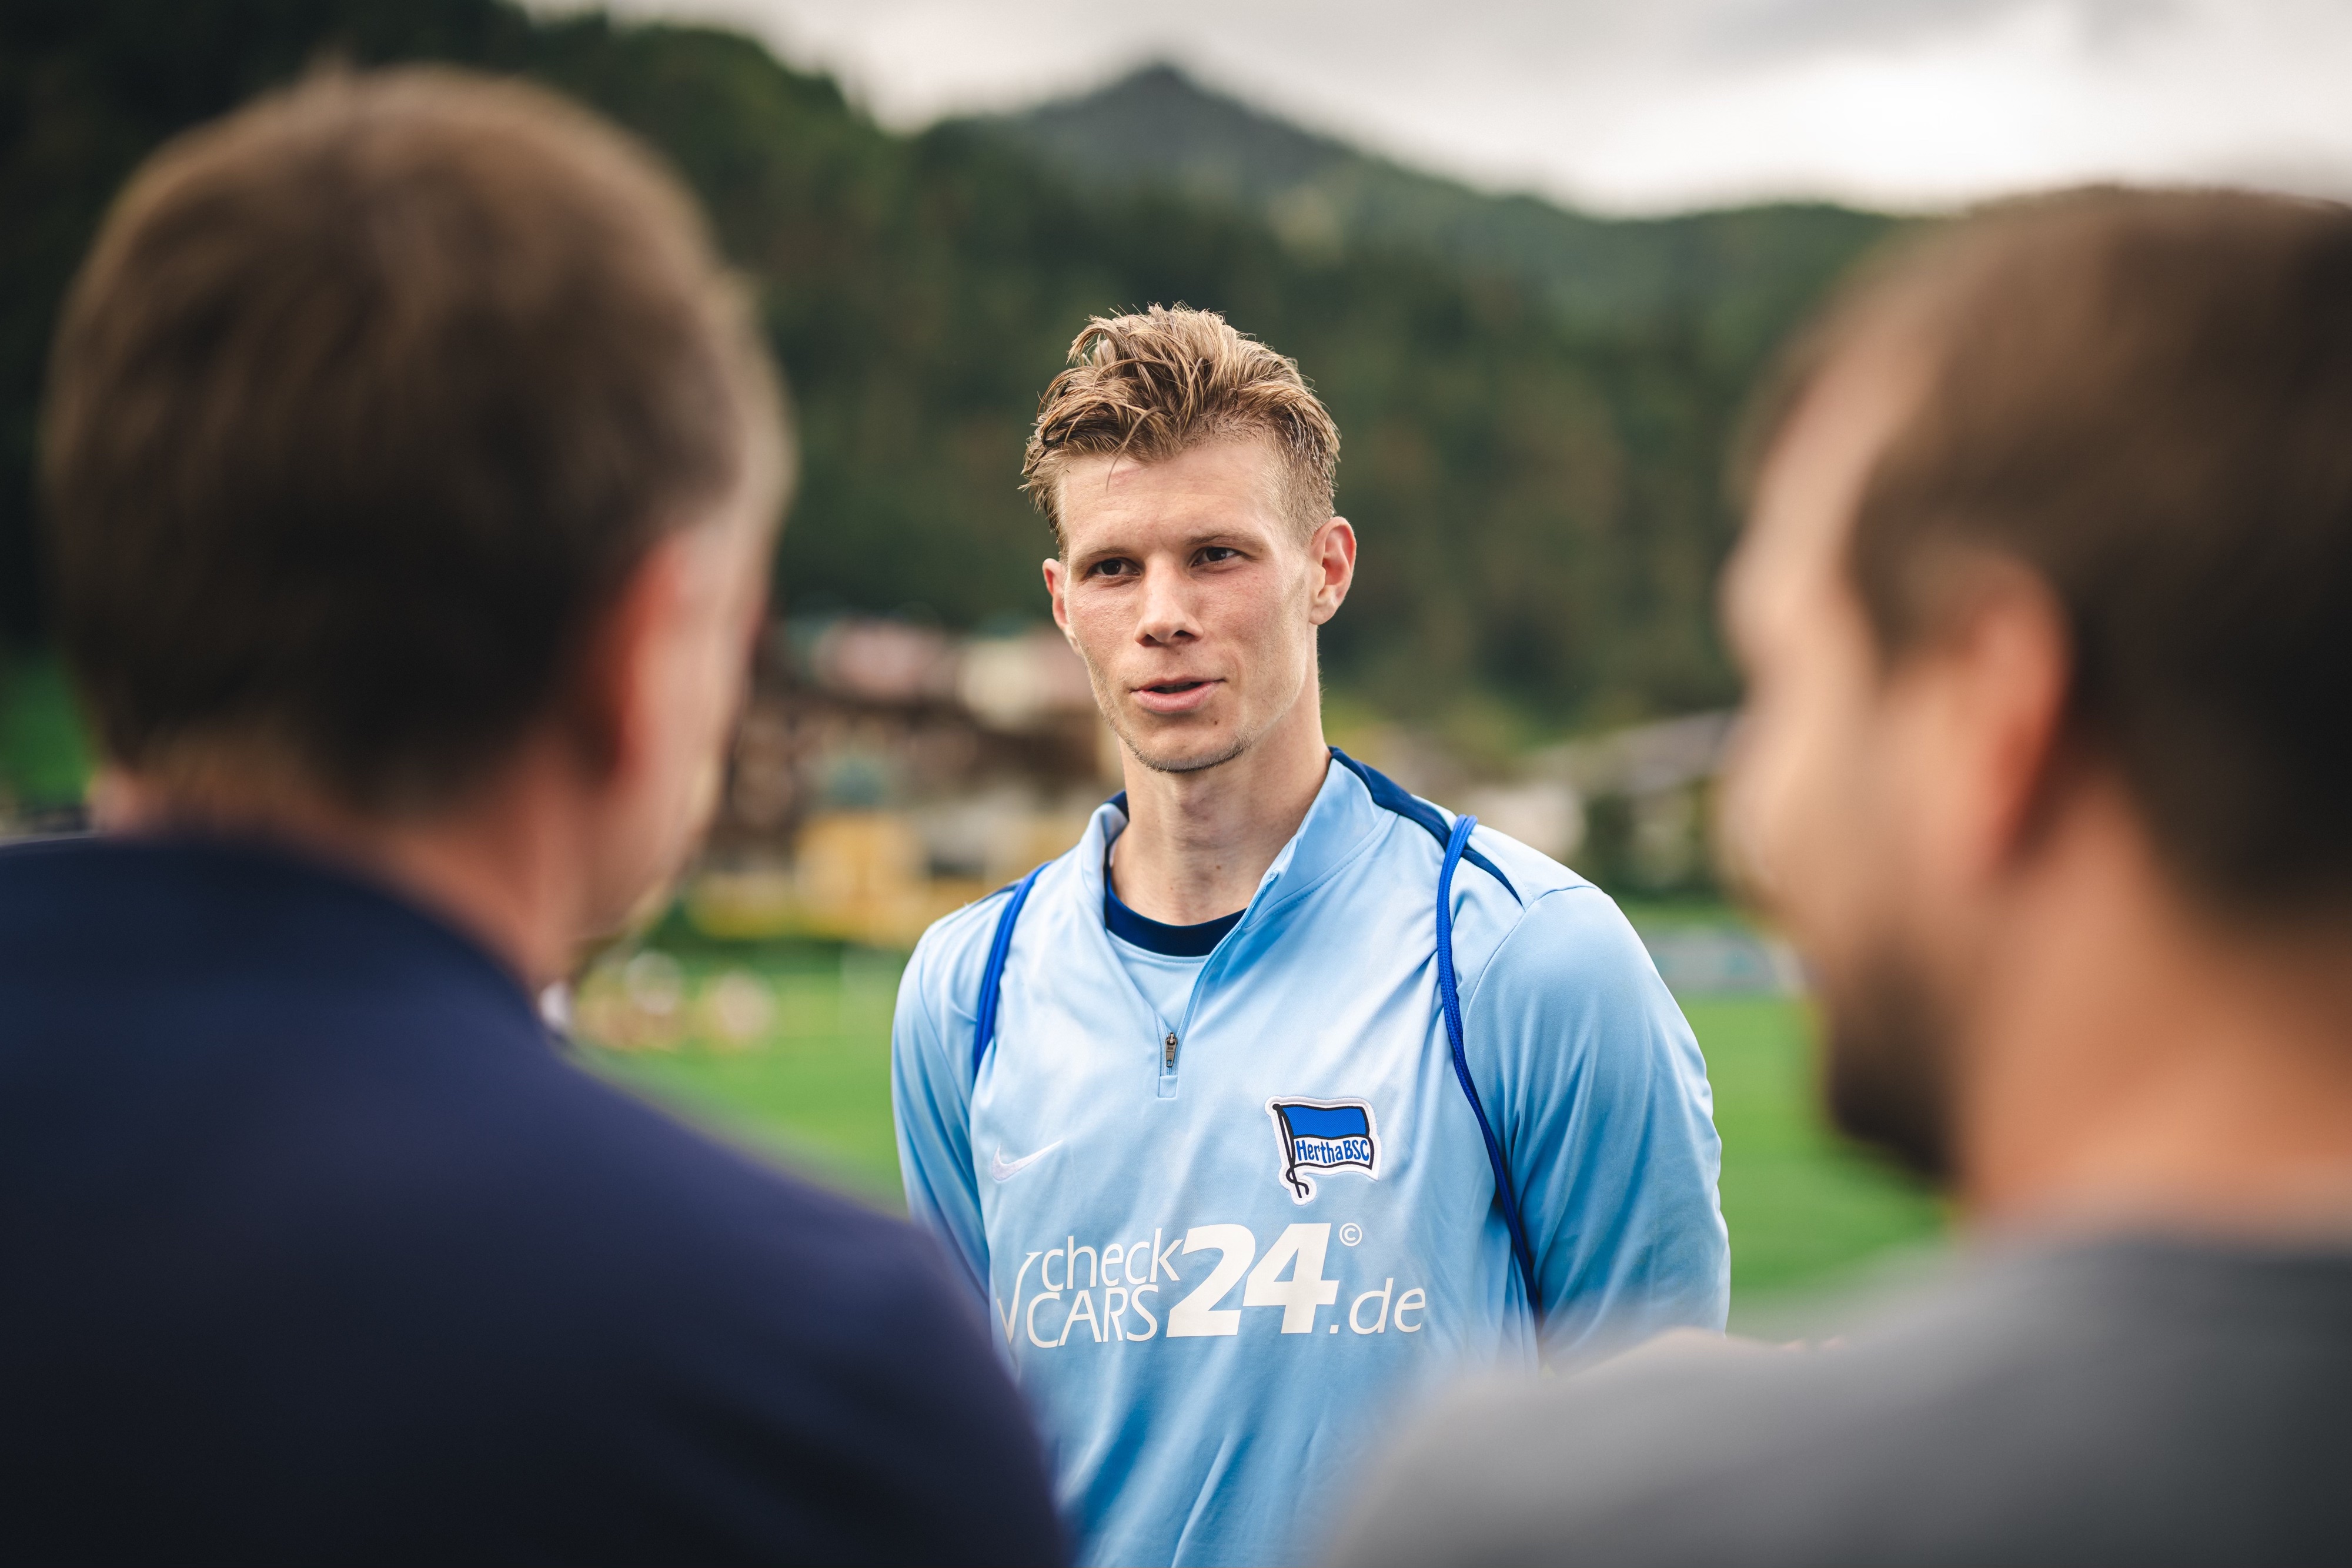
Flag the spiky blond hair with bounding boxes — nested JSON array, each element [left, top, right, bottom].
[[1022, 305, 1339, 549]]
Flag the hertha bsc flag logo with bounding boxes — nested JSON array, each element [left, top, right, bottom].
[[1265, 1098, 1380, 1203]]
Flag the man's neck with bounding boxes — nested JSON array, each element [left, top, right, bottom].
[[93, 750, 589, 991], [1108, 694, 1332, 928], [1956, 785, 2352, 1237]]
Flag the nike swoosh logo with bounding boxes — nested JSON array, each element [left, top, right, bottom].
[[990, 1141, 1064, 1182]]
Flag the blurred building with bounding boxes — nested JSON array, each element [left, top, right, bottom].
[[1346, 710, 1733, 898], [1297, 713, 1786, 991], [686, 611, 1739, 948], [690, 616, 1115, 947], [1531, 711, 1735, 894]]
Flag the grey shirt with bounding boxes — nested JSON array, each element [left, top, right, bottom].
[[1329, 1235, 2352, 1567]]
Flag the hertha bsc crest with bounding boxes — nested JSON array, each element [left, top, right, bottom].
[[1265, 1098, 1380, 1203]]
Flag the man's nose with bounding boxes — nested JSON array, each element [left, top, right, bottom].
[[1134, 560, 1198, 645]]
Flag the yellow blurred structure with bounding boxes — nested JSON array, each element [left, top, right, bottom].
[[687, 803, 1097, 948], [690, 814, 963, 947]]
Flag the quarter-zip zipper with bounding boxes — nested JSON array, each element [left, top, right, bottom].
[[1105, 830, 1288, 1098]]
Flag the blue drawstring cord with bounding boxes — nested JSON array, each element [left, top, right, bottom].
[[1437, 813, 1544, 1320]]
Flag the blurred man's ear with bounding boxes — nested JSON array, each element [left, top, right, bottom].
[[1892, 559, 2074, 897], [572, 523, 757, 770], [568, 539, 681, 784], [557, 512, 768, 949]]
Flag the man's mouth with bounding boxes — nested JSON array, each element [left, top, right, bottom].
[[1131, 678, 1221, 716]]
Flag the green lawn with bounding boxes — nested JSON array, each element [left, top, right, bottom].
[[579, 944, 910, 1201], [577, 948, 1946, 1313], [0, 653, 94, 811]]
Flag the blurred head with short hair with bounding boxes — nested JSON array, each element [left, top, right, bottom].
[[1336, 184, 2352, 1568], [1719, 188, 2352, 1213], [42, 67, 791, 981], [1334, 189, 2352, 1568], [8, 69, 1066, 1564]]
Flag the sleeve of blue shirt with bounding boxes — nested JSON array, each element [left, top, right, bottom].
[[893, 912, 994, 1311], [1459, 884, 1731, 1360]]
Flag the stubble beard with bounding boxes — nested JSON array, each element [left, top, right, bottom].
[[1111, 710, 1255, 776], [1819, 935, 1959, 1185], [1094, 664, 1277, 778], [1088, 635, 1312, 778]]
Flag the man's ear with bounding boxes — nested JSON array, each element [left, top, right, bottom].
[[1903, 561, 2074, 889], [1043, 556, 1074, 643], [1308, 517, 1357, 626], [565, 531, 700, 784]]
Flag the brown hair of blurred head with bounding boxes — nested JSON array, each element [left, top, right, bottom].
[[1765, 188, 2352, 917], [1023, 305, 1339, 550], [41, 66, 792, 816]]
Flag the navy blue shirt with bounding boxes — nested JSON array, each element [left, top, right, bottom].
[[0, 835, 1064, 1566]]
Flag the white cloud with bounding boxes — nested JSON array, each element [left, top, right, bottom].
[[557, 0, 2352, 213]]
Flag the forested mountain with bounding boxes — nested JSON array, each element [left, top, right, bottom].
[[971, 63, 1892, 366], [2, 1, 1895, 735]]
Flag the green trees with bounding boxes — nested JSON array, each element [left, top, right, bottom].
[[1, 0, 1888, 737]]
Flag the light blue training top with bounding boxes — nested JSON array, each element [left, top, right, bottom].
[[892, 754, 1729, 1567], [1108, 933, 1210, 1025]]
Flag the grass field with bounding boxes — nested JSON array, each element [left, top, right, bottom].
[[0, 654, 93, 812], [577, 939, 1946, 1313], [580, 944, 914, 1196]]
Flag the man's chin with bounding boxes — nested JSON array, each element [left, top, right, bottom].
[[1120, 723, 1251, 777]]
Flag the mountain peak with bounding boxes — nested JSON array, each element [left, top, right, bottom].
[[973, 59, 1892, 339], [985, 59, 1362, 205], [1112, 61, 1202, 96]]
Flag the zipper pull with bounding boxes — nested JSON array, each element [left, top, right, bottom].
[[1163, 1031, 1178, 1070]]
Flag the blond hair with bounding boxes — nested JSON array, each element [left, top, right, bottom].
[[1021, 305, 1339, 548]]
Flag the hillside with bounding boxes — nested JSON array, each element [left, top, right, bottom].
[[3, 2, 1893, 746], [970, 63, 1895, 367]]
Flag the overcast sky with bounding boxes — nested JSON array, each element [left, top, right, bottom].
[[576, 0, 2352, 215]]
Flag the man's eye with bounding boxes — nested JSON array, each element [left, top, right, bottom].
[[1087, 558, 1137, 578], [1197, 547, 1240, 565]]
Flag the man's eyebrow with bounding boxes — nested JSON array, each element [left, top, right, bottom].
[[1181, 527, 1260, 550]]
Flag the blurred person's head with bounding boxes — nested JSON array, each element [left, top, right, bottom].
[[1720, 189, 2352, 1212], [41, 67, 791, 983], [1027, 306, 1354, 776]]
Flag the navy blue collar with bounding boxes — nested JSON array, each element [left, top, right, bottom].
[[1104, 885, 1241, 957], [1101, 838, 1241, 957]]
